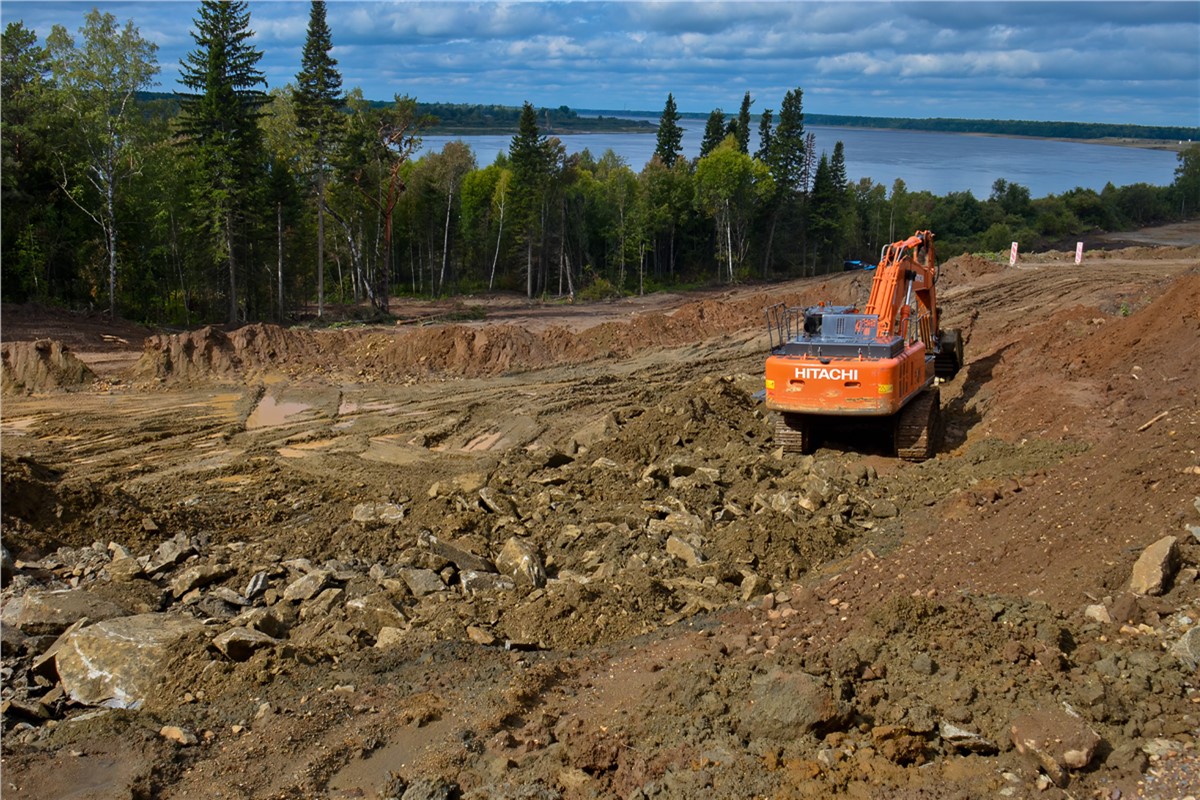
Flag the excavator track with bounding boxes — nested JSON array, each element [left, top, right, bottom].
[[775, 412, 815, 454], [894, 386, 943, 462]]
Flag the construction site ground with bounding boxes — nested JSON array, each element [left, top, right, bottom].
[[1, 221, 1198, 800]]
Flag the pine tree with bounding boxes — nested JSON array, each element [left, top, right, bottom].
[[654, 93, 683, 168], [178, 0, 267, 324], [294, 0, 343, 318]]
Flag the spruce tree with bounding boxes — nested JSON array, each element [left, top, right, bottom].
[[699, 109, 726, 159], [735, 91, 753, 154], [294, 0, 343, 319], [654, 93, 683, 168], [767, 88, 806, 196], [509, 102, 548, 297], [178, 0, 267, 324], [755, 108, 773, 162]]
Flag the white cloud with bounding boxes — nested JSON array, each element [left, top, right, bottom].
[[0, 0, 1195, 125]]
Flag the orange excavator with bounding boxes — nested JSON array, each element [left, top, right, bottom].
[[763, 230, 963, 461]]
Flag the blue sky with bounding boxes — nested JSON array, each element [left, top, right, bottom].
[[4, 1, 1199, 127]]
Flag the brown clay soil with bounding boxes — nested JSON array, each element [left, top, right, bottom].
[[2, 222, 1199, 800]]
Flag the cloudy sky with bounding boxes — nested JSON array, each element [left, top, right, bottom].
[[4, 1, 1198, 127]]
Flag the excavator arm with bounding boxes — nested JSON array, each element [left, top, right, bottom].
[[863, 230, 939, 347]]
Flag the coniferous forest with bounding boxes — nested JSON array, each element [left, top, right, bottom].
[[3, 2, 1199, 326]]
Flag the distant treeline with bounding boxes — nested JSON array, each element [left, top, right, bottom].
[[142, 92, 1200, 142], [136, 92, 657, 134], [665, 111, 1199, 143]]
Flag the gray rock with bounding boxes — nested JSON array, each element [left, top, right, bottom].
[[478, 487, 517, 516], [282, 569, 332, 602], [299, 587, 344, 620], [244, 571, 270, 600], [107, 555, 144, 582], [400, 568, 447, 597], [495, 537, 546, 588], [460, 570, 516, 593], [740, 572, 770, 602], [1010, 708, 1102, 787], [647, 512, 704, 538], [212, 626, 278, 661], [940, 721, 998, 754], [232, 607, 291, 638], [352, 501, 405, 527], [400, 777, 457, 800], [870, 499, 899, 519], [2, 543, 14, 586], [209, 586, 250, 607], [1129, 535, 1179, 596], [375, 626, 407, 648], [1170, 627, 1200, 671], [739, 669, 847, 742], [418, 529, 495, 573], [56, 613, 206, 708], [911, 652, 936, 675], [345, 592, 408, 634], [666, 535, 705, 567], [170, 563, 233, 598], [146, 533, 196, 575], [1, 589, 130, 636]]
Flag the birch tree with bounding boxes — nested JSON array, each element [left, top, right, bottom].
[[46, 10, 159, 317]]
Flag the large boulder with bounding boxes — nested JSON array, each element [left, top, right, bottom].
[[55, 613, 207, 708], [739, 669, 848, 742], [495, 537, 546, 588], [1, 589, 130, 636]]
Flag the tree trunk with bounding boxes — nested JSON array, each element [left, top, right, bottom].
[[106, 173, 117, 318], [489, 195, 505, 290], [277, 202, 284, 322], [226, 213, 239, 324], [317, 171, 326, 319], [725, 201, 734, 283], [440, 188, 453, 295]]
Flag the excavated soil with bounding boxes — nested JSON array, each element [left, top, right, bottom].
[[2, 228, 1200, 800]]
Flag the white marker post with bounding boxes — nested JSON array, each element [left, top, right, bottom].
[[1075, 241, 1083, 265], [1009, 242, 1019, 267]]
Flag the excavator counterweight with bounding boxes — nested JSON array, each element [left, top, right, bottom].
[[763, 230, 963, 461]]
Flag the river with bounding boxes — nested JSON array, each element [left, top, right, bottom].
[[418, 117, 1184, 199]]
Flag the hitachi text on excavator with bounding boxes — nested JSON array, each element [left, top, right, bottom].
[[763, 230, 963, 461]]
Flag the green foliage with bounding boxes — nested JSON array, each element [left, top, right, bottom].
[[178, 0, 269, 323], [577, 276, 622, 302], [4, 12, 1194, 326]]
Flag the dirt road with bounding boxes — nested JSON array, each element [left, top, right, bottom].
[[2, 234, 1199, 799]]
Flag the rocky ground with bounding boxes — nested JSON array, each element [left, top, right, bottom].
[[2, 227, 1199, 800]]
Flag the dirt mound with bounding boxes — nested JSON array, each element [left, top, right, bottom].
[[970, 269, 1199, 443], [126, 279, 860, 388], [1, 340, 96, 395], [938, 253, 1003, 289]]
